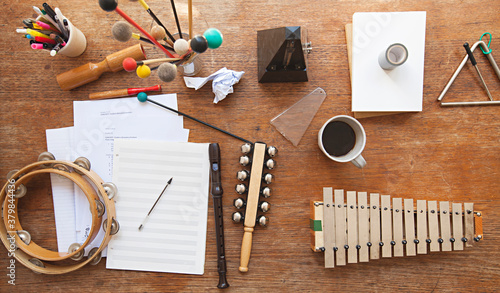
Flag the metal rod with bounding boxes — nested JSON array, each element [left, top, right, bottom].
[[464, 43, 493, 101], [440, 101, 500, 107]]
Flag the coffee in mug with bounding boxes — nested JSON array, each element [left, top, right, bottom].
[[318, 115, 366, 168]]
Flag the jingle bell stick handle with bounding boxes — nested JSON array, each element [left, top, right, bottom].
[[56, 44, 146, 91], [239, 227, 254, 273]]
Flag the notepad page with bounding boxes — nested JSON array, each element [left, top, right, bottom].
[[106, 139, 210, 275]]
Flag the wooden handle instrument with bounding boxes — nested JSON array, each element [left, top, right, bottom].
[[89, 85, 161, 100], [209, 143, 229, 289], [232, 142, 277, 273], [56, 44, 146, 91], [311, 188, 484, 268]]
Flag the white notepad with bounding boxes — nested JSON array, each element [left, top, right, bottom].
[[351, 11, 427, 113], [106, 139, 210, 275]]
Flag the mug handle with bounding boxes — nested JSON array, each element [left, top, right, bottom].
[[351, 154, 366, 168]]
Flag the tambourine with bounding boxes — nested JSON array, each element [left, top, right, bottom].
[[0, 152, 119, 274]]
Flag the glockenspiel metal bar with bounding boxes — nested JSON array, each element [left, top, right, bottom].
[[358, 192, 369, 262], [427, 201, 440, 252], [370, 193, 380, 260], [322, 188, 335, 268], [381, 195, 392, 258], [452, 203, 464, 251], [347, 191, 358, 264], [392, 198, 404, 257], [440, 201, 452, 251], [404, 198, 416, 256], [416, 200, 428, 254], [464, 203, 474, 248], [334, 189, 347, 266]]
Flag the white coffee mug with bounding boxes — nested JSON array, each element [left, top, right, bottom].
[[318, 115, 367, 168]]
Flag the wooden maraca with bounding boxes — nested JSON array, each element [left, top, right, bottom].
[[56, 44, 146, 90]]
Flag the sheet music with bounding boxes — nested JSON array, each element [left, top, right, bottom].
[[46, 94, 189, 255], [72, 94, 189, 249], [106, 139, 210, 275], [46, 127, 78, 253]]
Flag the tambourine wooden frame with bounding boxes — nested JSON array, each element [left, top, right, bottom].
[[0, 159, 117, 274], [4, 168, 102, 261]]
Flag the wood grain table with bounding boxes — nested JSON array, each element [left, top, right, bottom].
[[0, 0, 498, 291]]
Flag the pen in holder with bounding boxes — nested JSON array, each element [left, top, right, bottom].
[[33, 13, 87, 58]]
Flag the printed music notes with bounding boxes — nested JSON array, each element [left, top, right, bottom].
[[311, 189, 483, 268]]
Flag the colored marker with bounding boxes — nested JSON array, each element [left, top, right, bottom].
[[36, 20, 58, 31], [17, 28, 50, 39], [33, 36, 56, 45], [33, 6, 59, 29]]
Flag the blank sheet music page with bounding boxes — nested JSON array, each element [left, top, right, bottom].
[[106, 139, 210, 275]]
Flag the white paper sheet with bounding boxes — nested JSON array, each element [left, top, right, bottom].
[[351, 11, 426, 112], [73, 94, 189, 249], [46, 127, 78, 253], [46, 94, 189, 254], [106, 140, 210, 275]]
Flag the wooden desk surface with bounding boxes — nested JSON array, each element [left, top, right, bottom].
[[1, 0, 499, 291]]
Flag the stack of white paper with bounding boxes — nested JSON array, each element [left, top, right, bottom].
[[351, 11, 427, 115], [46, 94, 189, 255]]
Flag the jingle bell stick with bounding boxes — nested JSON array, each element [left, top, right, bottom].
[[56, 44, 146, 91]]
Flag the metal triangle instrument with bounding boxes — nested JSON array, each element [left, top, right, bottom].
[[437, 40, 500, 106]]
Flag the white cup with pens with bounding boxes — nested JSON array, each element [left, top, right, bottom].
[[57, 19, 87, 57], [31, 4, 87, 57], [318, 115, 367, 168]]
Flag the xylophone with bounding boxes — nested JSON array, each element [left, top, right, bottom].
[[232, 142, 277, 272], [310, 188, 483, 268]]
